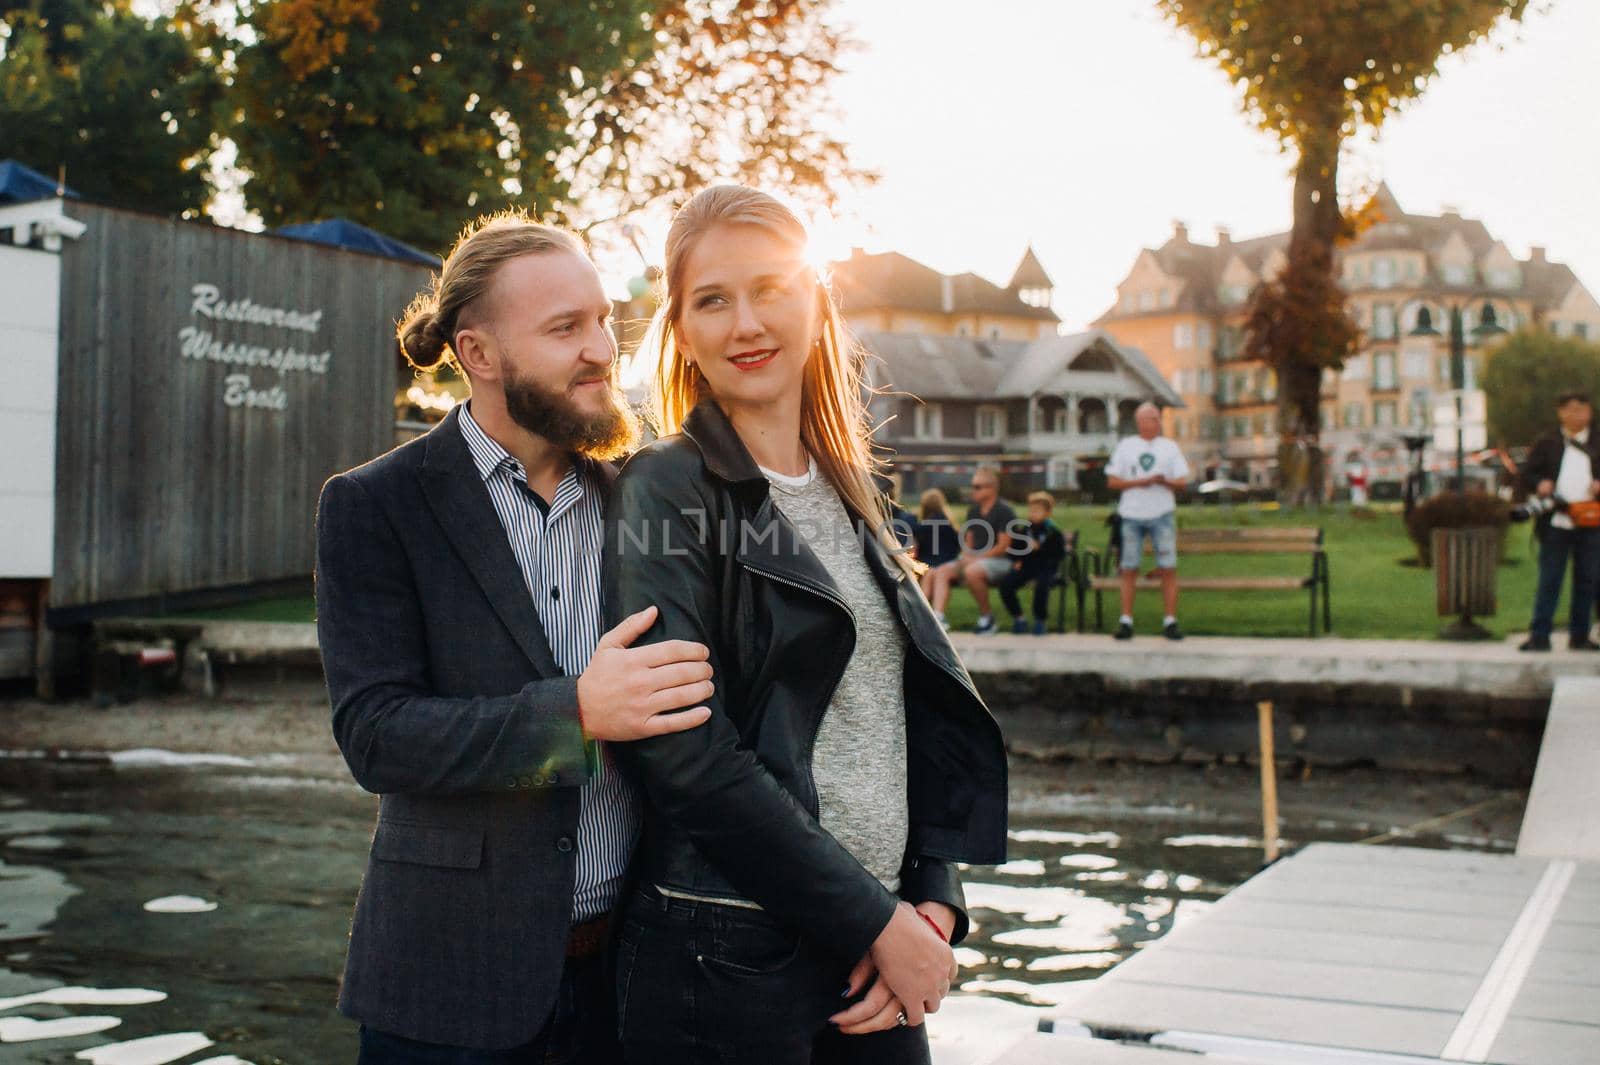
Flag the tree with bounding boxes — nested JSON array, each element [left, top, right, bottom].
[[1483, 331, 1600, 449], [0, 0, 221, 216], [1158, 0, 1530, 498], [562, 0, 866, 233], [226, 0, 865, 252], [226, 0, 656, 249]]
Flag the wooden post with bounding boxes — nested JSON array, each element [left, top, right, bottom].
[[1258, 699, 1280, 864]]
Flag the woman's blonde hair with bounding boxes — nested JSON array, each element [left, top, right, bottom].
[[397, 209, 586, 374], [918, 488, 953, 523], [640, 185, 918, 575]]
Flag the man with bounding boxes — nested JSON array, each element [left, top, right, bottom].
[[1519, 391, 1600, 652], [928, 466, 1015, 634], [1106, 402, 1190, 641], [315, 212, 713, 1063]]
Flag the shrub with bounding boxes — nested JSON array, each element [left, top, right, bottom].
[[1405, 491, 1510, 567]]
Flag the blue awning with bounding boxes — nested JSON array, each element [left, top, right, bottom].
[[275, 218, 440, 267], [0, 160, 78, 204]]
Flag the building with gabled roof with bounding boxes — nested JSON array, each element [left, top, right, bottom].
[[860, 329, 1181, 494], [832, 247, 1060, 341], [1094, 185, 1600, 489], [824, 247, 1177, 494]]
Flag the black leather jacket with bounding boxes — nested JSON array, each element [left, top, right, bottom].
[[601, 397, 1008, 961]]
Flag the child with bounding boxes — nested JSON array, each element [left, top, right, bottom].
[[1000, 490, 1067, 634]]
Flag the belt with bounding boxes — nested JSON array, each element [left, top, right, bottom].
[[566, 913, 611, 960]]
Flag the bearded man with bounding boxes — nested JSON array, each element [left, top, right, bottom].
[[314, 213, 714, 1064]]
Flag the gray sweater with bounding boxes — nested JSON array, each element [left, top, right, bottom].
[[761, 459, 909, 890]]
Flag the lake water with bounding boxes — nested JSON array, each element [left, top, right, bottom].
[[0, 755, 1507, 1064]]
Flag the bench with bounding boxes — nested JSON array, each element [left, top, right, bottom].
[[1076, 524, 1331, 636], [1046, 529, 1083, 634]]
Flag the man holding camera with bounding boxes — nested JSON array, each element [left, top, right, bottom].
[[1519, 391, 1600, 652]]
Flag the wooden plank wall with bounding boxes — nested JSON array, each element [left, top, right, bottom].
[[51, 202, 434, 612]]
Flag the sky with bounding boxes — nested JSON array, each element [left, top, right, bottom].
[[641, 0, 1599, 332]]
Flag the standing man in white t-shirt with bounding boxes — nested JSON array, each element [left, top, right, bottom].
[[1106, 402, 1191, 640]]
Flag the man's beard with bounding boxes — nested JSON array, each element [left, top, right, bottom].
[[501, 362, 641, 462]]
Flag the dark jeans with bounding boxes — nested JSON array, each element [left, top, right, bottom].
[[616, 887, 931, 1065], [357, 951, 619, 1065], [998, 568, 1052, 621], [1529, 525, 1600, 641]]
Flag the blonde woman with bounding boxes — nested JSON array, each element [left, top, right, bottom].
[[912, 488, 961, 618], [600, 187, 1008, 1064]]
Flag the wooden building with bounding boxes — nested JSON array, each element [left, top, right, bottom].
[[0, 195, 431, 683]]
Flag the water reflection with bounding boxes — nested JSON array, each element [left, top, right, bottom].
[[0, 756, 1517, 1065]]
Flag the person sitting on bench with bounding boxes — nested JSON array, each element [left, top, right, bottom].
[[998, 491, 1067, 635], [1106, 402, 1190, 641]]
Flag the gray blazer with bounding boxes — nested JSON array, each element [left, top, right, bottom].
[[314, 406, 617, 1049]]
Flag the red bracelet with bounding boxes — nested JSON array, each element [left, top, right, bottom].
[[918, 911, 950, 942]]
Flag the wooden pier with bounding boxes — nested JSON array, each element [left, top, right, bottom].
[[996, 677, 1599, 1064]]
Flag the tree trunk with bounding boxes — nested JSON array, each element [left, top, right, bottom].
[[1277, 132, 1342, 505]]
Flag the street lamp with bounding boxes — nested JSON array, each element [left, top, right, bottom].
[[1409, 299, 1507, 492]]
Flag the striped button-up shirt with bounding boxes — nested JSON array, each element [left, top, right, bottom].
[[460, 403, 639, 922]]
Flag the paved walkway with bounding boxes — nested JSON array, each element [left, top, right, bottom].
[[951, 631, 1600, 699]]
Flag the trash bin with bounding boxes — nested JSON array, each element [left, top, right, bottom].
[[1433, 526, 1498, 640]]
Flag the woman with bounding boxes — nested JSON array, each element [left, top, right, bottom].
[[601, 186, 1008, 1065], [913, 488, 961, 624]]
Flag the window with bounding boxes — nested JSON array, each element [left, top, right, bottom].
[[1373, 258, 1396, 289], [1138, 291, 1156, 311], [1343, 402, 1364, 428], [1402, 348, 1431, 380], [1374, 353, 1397, 390], [1577, 323, 1591, 339], [1374, 401, 1397, 427], [1349, 259, 1368, 285], [913, 402, 942, 439], [1050, 407, 1070, 433], [1488, 267, 1518, 289], [1443, 263, 1472, 286], [1550, 320, 1564, 336], [1159, 287, 1175, 308], [1408, 391, 1431, 426], [1217, 325, 1242, 360], [976, 405, 1002, 441], [1198, 368, 1214, 394], [1261, 369, 1278, 401], [1219, 283, 1250, 305], [1197, 323, 1214, 352], [1201, 414, 1218, 438], [1373, 303, 1396, 340], [1403, 259, 1421, 281], [1233, 416, 1249, 437], [1174, 323, 1194, 349]]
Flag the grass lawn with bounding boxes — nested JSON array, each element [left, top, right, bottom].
[[168, 505, 1564, 641], [939, 502, 1551, 640]]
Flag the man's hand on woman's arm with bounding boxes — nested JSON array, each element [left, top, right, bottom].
[[577, 605, 713, 740]]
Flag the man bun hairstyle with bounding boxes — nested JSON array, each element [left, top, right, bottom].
[[397, 209, 588, 375], [397, 305, 452, 372]]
